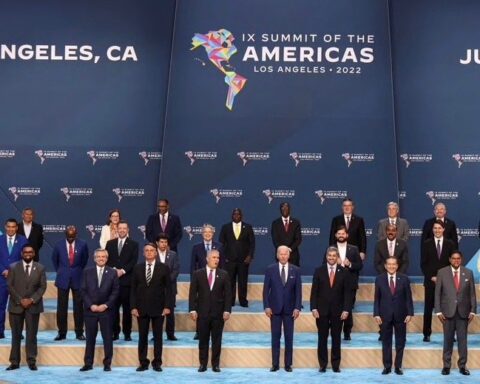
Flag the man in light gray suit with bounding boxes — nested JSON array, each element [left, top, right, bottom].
[[435, 251, 476, 376], [6, 245, 47, 371], [377, 202, 409, 242]]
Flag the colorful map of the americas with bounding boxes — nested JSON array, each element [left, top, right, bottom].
[[191, 29, 247, 110]]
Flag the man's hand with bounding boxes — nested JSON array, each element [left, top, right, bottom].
[[90, 304, 99, 312], [265, 308, 272, 318], [131, 308, 139, 317], [244, 255, 252, 265], [374, 316, 382, 325], [97, 304, 108, 313], [404, 315, 412, 323], [468, 313, 475, 323], [116, 269, 123, 277], [190, 311, 198, 321], [343, 259, 351, 268], [312, 309, 320, 319], [162, 308, 171, 316], [359, 252, 366, 261], [20, 298, 32, 309], [431, 276, 437, 283], [2, 270, 8, 278], [437, 313, 446, 323], [223, 312, 230, 321], [340, 311, 349, 320], [292, 309, 300, 320]]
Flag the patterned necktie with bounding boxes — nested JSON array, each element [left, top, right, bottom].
[[284, 219, 289, 232], [436, 239, 441, 259], [68, 243, 74, 266], [7, 237, 13, 255], [389, 275, 395, 295], [118, 239, 124, 254], [454, 270, 460, 292], [161, 214, 166, 231], [146, 263, 152, 285], [208, 269, 213, 290], [206, 243, 210, 252], [25, 264, 30, 277], [98, 267, 103, 287], [329, 267, 335, 287], [281, 265, 286, 286]]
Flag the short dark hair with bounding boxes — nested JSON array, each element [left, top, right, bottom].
[[5, 218, 17, 225], [450, 250, 463, 258], [155, 233, 169, 243], [342, 198, 354, 204], [335, 225, 348, 233], [433, 219, 445, 229]]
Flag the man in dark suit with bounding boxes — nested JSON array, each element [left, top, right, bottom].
[[17, 208, 44, 262], [219, 208, 255, 307], [191, 224, 224, 275], [374, 257, 414, 375], [311, 246, 352, 373], [374, 224, 409, 274], [156, 233, 180, 341], [0, 218, 28, 339], [189, 249, 231, 372], [6, 245, 46, 371], [271, 202, 302, 266], [51, 225, 89, 340], [105, 221, 139, 341], [80, 249, 119, 372], [377, 202, 409, 242], [435, 251, 476, 376], [331, 226, 363, 340], [145, 199, 182, 252], [421, 202, 458, 249], [263, 246, 302, 372], [329, 198, 367, 260], [130, 243, 172, 372], [421, 220, 455, 342]]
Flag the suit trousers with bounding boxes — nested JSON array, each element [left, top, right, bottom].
[[423, 281, 435, 337], [342, 290, 357, 336], [9, 311, 40, 365], [271, 312, 294, 367], [225, 261, 249, 306], [198, 315, 225, 367], [137, 315, 164, 367], [165, 293, 176, 337], [113, 285, 132, 337], [443, 311, 469, 369], [84, 311, 113, 366], [0, 286, 8, 334], [316, 314, 343, 370], [57, 287, 84, 336], [380, 319, 407, 369]]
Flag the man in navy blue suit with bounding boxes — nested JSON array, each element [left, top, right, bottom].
[[51, 225, 89, 340], [0, 218, 28, 339], [145, 199, 182, 252], [374, 257, 414, 375], [80, 249, 119, 372], [263, 245, 302, 372], [191, 224, 224, 275]]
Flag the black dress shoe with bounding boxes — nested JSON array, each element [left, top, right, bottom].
[[0, 333, 5, 339], [104, 365, 111, 372], [382, 368, 391, 375], [112, 335, 119, 341], [21, 334, 25, 340], [343, 334, 351, 341], [167, 335, 178, 341], [441, 367, 450, 375], [28, 364, 38, 371], [54, 334, 66, 341], [80, 365, 93, 371], [240, 303, 249, 308], [319, 367, 326, 372], [198, 365, 207, 372], [423, 336, 430, 342], [124, 336, 132, 341], [459, 368, 470, 375], [76, 334, 86, 341], [193, 333, 199, 340], [6, 364, 19, 370], [212, 366, 221, 372], [333, 367, 341, 373], [378, 335, 382, 341], [270, 366, 279, 372], [152, 365, 163, 372], [136, 365, 149, 372], [394, 368, 403, 375], [285, 366, 292, 372]]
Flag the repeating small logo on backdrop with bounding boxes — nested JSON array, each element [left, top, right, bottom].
[[0, 150, 15, 158], [290, 152, 322, 167], [457, 228, 479, 243], [409, 228, 423, 237], [112, 188, 144, 202], [452, 154, 480, 168], [425, 191, 458, 206], [210, 188, 243, 203], [237, 151, 270, 166], [85, 224, 103, 239], [262, 189, 295, 204], [184, 225, 204, 240], [86, 150, 119, 165], [60, 187, 93, 202], [34, 149, 67, 164], [366, 228, 373, 237], [185, 151, 217, 166], [398, 190, 407, 200], [139, 151, 162, 166], [301, 228, 321, 236], [43, 225, 67, 233], [342, 153, 374, 167], [399, 153, 432, 168], [314, 190, 347, 205], [253, 227, 269, 236], [137, 225, 146, 239], [8, 187, 40, 202]]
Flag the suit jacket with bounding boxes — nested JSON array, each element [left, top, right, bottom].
[[7, 261, 46, 314], [130, 262, 173, 317], [374, 238, 409, 274], [271, 217, 302, 265], [105, 237, 139, 286], [158, 249, 180, 295], [219, 222, 255, 263], [310, 265, 353, 317], [189, 267, 232, 318], [81, 265, 119, 315], [17, 222, 44, 261], [421, 217, 458, 249], [421, 238, 455, 285], [329, 214, 367, 254], [374, 272, 413, 322], [190, 241, 224, 275], [51, 239, 89, 290], [377, 217, 409, 242], [145, 212, 183, 251], [435, 266, 476, 318], [263, 263, 302, 315], [0, 234, 28, 287], [325, 244, 363, 289]]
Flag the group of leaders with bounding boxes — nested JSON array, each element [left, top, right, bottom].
[[0, 198, 477, 375]]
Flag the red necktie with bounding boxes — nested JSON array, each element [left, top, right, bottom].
[[208, 269, 213, 290], [454, 270, 460, 292], [284, 219, 289, 232], [68, 243, 74, 266], [389, 276, 395, 295], [329, 267, 335, 287]]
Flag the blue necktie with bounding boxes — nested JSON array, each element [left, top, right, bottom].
[[7, 238, 13, 255]]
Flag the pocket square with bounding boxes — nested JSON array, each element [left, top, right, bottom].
[[465, 278, 469, 282]]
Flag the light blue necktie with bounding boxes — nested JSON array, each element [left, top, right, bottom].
[[7, 237, 13, 255]]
